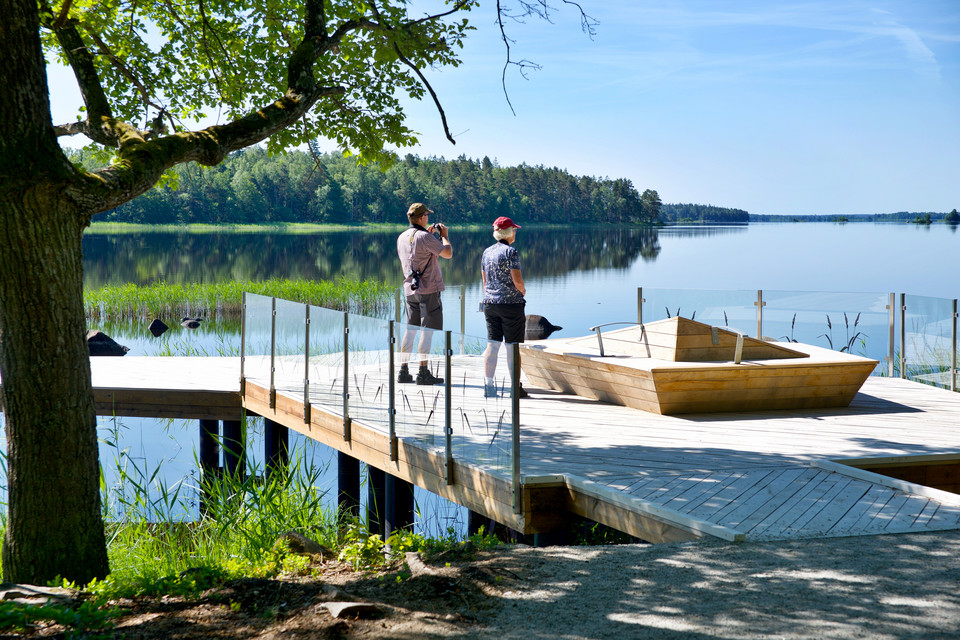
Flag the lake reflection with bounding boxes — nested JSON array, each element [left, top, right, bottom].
[[82, 225, 669, 289]]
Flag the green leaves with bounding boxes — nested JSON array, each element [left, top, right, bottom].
[[44, 0, 478, 162]]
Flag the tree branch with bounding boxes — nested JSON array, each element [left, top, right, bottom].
[[394, 43, 456, 144], [82, 27, 167, 122], [51, 19, 119, 146]]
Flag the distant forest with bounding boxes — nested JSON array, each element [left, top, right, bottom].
[[660, 203, 750, 223], [70, 148, 749, 225], [751, 211, 957, 223]]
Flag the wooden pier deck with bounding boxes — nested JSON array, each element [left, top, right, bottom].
[[242, 352, 960, 544], [6, 355, 959, 544]]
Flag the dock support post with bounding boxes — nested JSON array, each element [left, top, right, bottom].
[[533, 531, 569, 547], [264, 418, 288, 481], [637, 287, 644, 325], [467, 510, 491, 536], [222, 419, 245, 479], [199, 419, 220, 515], [367, 466, 386, 537], [337, 452, 360, 516], [385, 474, 415, 537]]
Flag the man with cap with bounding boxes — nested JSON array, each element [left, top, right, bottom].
[[397, 202, 452, 385], [480, 216, 528, 398]]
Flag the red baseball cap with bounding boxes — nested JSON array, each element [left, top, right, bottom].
[[493, 216, 521, 230]]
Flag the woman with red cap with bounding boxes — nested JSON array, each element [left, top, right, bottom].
[[480, 216, 528, 398]]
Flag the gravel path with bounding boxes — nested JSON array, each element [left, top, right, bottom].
[[476, 530, 960, 639]]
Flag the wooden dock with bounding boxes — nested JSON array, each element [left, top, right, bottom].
[[241, 352, 960, 544], [0, 357, 242, 420], [6, 355, 959, 544]]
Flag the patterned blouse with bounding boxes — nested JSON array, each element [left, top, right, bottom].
[[481, 241, 524, 304]]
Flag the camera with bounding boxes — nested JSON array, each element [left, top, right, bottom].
[[408, 269, 423, 291]]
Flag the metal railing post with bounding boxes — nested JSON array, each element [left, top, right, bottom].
[[459, 284, 466, 355], [637, 287, 645, 326], [303, 304, 311, 424], [952, 299, 958, 392], [887, 293, 895, 377], [445, 331, 454, 485], [511, 341, 521, 514], [343, 311, 351, 441], [755, 290, 765, 339], [395, 288, 402, 323], [389, 320, 398, 461], [269, 297, 277, 409], [900, 293, 907, 379], [240, 292, 247, 397]]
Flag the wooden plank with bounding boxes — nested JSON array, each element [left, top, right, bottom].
[[568, 477, 746, 542], [797, 479, 873, 535], [825, 484, 896, 535], [715, 467, 821, 529], [674, 471, 770, 517], [858, 494, 910, 533], [814, 460, 960, 507], [883, 495, 931, 532]]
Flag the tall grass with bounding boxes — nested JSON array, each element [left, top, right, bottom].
[[85, 278, 393, 320], [96, 431, 339, 596]]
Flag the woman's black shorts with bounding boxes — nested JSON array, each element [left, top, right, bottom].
[[483, 302, 526, 343]]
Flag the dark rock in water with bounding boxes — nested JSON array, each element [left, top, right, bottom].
[[86, 330, 130, 356], [148, 318, 169, 337], [525, 314, 563, 340], [180, 317, 202, 329]]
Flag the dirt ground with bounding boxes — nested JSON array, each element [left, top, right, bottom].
[[7, 530, 960, 639]]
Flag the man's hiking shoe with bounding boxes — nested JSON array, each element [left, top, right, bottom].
[[484, 382, 498, 398], [516, 386, 530, 399], [416, 368, 444, 385], [397, 366, 414, 384]]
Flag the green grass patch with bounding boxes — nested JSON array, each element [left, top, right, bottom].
[[84, 277, 394, 319]]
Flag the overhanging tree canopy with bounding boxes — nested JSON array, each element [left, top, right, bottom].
[[0, 0, 591, 584]]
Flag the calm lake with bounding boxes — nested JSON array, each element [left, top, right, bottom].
[[7, 222, 960, 531], [84, 221, 958, 343]]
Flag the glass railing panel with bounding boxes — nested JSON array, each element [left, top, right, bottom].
[[242, 293, 274, 385], [763, 290, 891, 374], [346, 313, 393, 435], [640, 288, 758, 336], [394, 325, 448, 451], [903, 295, 956, 388], [273, 298, 308, 399], [394, 285, 472, 346], [307, 305, 348, 416], [446, 331, 514, 478]]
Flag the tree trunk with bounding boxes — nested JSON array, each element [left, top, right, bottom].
[[0, 0, 109, 584]]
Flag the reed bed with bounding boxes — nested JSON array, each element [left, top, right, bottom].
[[85, 278, 394, 320]]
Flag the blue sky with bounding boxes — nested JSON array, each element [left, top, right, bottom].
[[395, 0, 959, 215], [48, 1, 959, 216]]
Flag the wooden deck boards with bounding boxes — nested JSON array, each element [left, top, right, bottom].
[[7, 354, 958, 544], [246, 352, 960, 543]]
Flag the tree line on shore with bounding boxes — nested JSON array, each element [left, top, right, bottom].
[[750, 210, 958, 223], [69, 147, 749, 225]]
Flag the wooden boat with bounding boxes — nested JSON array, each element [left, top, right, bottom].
[[520, 316, 879, 415]]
